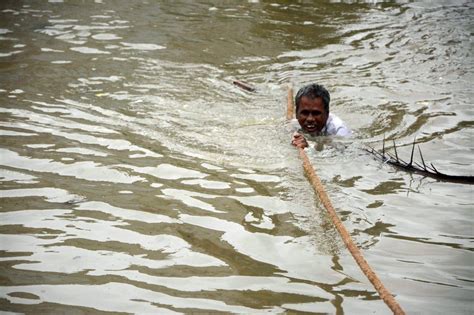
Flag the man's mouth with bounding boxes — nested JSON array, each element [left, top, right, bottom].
[[304, 124, 318, 132]]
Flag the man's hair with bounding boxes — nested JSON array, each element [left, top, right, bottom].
[[295, 83, 330, 113]]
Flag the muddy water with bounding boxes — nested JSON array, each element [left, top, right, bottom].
[[0, 0, 473, 314]]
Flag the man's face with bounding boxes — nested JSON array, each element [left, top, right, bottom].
[[296, 96, 328, 134]]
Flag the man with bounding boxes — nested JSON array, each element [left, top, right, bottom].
[[291, 83, 351, 148]]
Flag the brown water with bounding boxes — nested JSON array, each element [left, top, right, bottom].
[[0, 0, 473, 314]]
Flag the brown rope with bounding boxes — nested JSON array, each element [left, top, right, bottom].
[[286, 83, 295, 120], [288, 86, 406, 315]]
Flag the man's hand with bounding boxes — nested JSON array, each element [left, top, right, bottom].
[[291, 132, 308, 149]]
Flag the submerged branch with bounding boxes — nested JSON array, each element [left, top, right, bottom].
[[365, 138, 474, 184]]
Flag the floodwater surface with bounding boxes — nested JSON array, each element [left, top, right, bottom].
[[0, 0, 473, 314]]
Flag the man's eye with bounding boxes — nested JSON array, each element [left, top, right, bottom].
[[301, 111, 309, 115]]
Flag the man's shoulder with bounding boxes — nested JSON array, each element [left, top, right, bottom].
[[326, 113, 351, 137]]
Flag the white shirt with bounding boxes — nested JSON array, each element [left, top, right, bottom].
[[289, 113, 351, 137]]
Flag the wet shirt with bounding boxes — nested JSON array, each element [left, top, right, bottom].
[[289, 113, 351, 137]]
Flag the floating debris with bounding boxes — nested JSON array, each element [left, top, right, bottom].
[[366, 136, 474, 184], [233, 80, 256, 92]]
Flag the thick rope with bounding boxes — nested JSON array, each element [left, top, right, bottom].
[[288, 85, 405, 315], [286, 83, 295, 120]]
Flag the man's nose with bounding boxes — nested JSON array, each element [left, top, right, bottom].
[[307, 113, 315, 121]]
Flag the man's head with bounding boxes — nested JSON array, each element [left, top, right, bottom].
[[295, 84, 330, 134]]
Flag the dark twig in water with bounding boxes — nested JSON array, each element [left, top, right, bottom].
[[382, 134, 386, 156], [393, 139, 399, 162], [418, 146, 426, 170], [233, 80, 256, 92], [366, 138, 474, 184], [409, 137, 415, 166]]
